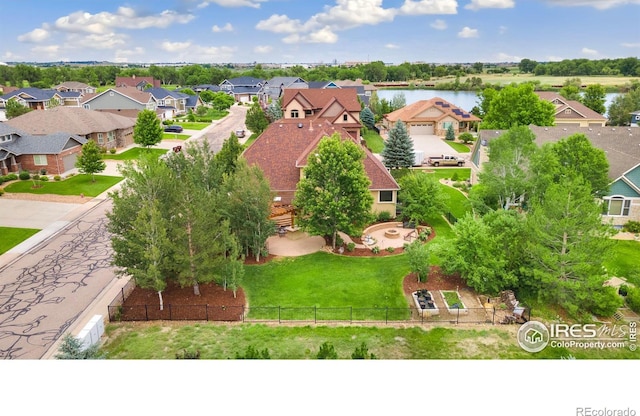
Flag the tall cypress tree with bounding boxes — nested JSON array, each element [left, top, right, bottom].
[[381, 120, 415, 169]]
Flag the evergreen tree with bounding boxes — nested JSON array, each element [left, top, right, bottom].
[[265, 100, 283, 122], [360, 106, 375, 130], [316, 342, 338, 359], [55, 334, 105, 359], [381, 120, 415, 169], [445, 124, 455, 141], [75, 139, 106, 182], [133, 109, 163, 148]]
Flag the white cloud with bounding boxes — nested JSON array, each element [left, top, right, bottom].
[[31, 45, 61, 59], [256, 14, 306, 34], [114, 47, 145, 63], [499, 25, 507, 34], [53, 7, 194, 35], [458, 27, 479, 38], [386, 43, 400, 49], [283, 27, 339, 44], [197, 0, 267, 8], [212, 23, 234, 32], [254, 45, 273, 53], [430, 19, 448, 30], [312, 0, 396, 30], [399, 0, 457, 15], [465, 0, 515, 10], [496, 52, 522, 61], [544, 0, 640, 10], [582, 47, 598, 55], [65, 33, 128, 50], [622, 42, 640, 48], [161, 41, 193, 52], [17, 27, 51, 43]]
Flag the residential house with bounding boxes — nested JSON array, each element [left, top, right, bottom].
[[0, 123, 87, 175], [80, 87, 157, 115], [629, 111, 640, 127], [280, 88, 363, 139], [219, 77, 265, 103], [382, 97, 481, 137], [4, 106, 136, 150], [115, 76, 161, 90], [146, 87, 190, 119], [0, 88, 82, 121], [260, 76, 308, 104], [185, 93, 205, 114], [53, 81, 97, 95], [536, 92, 607, 127], [334, 79, 376, 106], [242, 119, 400, 226], [473, 125, 640, 227], [193, 84, 222, 93]]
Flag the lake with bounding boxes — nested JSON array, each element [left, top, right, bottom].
[[376, 89, 620, 116]]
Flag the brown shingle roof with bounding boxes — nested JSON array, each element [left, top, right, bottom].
[[115, 76, 160, 88], [242, 119, 398, 204], [4, 106, 136, 136], [384, 97, 481, 123], [535, 92, 607, 121], [282, 88, 361, 114]]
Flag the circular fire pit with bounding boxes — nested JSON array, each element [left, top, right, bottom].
[[384, 229, 400, 239]]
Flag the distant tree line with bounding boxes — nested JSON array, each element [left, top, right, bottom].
[[3, 57, 637, 91]]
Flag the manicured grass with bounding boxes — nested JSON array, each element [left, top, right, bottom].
[[444, 140, 471, 153], [0, 226, 40, 255], [242, 132, 260, 148], [100, 322, 638, 359], [175, 122, 209, 130], [102, 147, 168, 161], [604, 239, 640, 285], [440, 185, 472, 220], [243, 252, 410, 320], [3, 174, 123, 197], [162, 133, 190, 140], [424, 167, 471, 181], [362, 129, 385, 153]]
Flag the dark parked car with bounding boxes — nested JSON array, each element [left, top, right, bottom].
[[164, 125, 184, 133]]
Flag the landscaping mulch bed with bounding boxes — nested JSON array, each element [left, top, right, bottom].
[[402, 266, 468, 293]]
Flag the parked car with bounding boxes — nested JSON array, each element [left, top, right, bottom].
[[235, 129, 246, 138], [164, 125, 184, 133], [427, 154, 465, 167]]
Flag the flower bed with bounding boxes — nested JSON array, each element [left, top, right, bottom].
[[439, 290, 468, 314]]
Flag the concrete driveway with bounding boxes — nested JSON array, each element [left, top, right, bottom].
[[410, 135, 462, 163]]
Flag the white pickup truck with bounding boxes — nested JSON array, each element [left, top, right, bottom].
[[427, 154, 466, 167]]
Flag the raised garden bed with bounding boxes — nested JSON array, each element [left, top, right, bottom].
[[440, 290, 468, 314], [412, 289, 439, 316]]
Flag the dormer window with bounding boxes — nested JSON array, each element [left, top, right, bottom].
[[291, 110, 299, 118]]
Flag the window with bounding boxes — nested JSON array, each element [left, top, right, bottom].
[[33, 155, 47, 166], [97, 133, 104, 144], [83, 104, 90, 109], [107, 131, 116, 142], [291, 110, 299, 118], [604, 197, 631, 216], [343, 114, 348, 121], [379, 191, 393, 202], [442, 121, 453, 130], [565, 109, 572, 114]]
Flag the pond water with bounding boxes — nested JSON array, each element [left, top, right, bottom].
[[376, 89, 620, 117]]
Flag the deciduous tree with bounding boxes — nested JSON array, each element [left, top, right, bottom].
[[398, 172, 448, 225], [294, 134, 373, 249], [581, 84, 606, 114], [133, 109, 163, 148], [75, 139, 106, 182], [479, 83, 555, 129], [245, 100, 269, 135], [5, 99, 32, 119]]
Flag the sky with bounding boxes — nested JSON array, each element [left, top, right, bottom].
[[1, 0, 639, 65]]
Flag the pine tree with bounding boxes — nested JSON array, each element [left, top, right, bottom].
[[360, 106, 375, 130], [445, 124, 455, 141], [381, 120, 415, 169]]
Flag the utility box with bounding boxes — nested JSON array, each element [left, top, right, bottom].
[[413, 150, 425, 166], [76, 315, 105, 351]]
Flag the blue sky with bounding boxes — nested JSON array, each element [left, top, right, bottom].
[[1, 0, 639, 64]]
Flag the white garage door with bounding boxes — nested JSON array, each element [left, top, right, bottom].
[[410, 123, 434, 135], [62, 154, 77, 173]]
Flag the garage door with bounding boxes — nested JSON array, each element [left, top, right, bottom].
[[410, 123, 434, 135], [62, 154, 77, 173]]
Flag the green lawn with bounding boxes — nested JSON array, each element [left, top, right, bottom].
[[175, 122, 210, 130], [444, 140, 471, 153], [3, 174, 123, 197], [440, 185, 472, 220], [162, 133, 190, 140], [604, 239, 640, 285], [100, 322, 637, 359], [242, 132, 260, 148], [0, 226, 40, 255], [102, 147, 168, 161], [362, 129, 385, 153], [243, 252, 410, 320], [425, 168, 471, 181]]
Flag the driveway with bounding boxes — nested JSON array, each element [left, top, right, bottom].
[[411, 134, 462, 161]]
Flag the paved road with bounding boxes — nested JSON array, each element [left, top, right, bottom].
[[0, 107, 243, 359]]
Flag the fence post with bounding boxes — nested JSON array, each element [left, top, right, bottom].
[[386, 307, 389, 325], [206, 305, 209, 321], [121, 287, 125, 303], [314, 306, 317, 324], [242, 306, 245, 322], [456, 306, 460, 324], [492, 307, 496, 325], [350, 307, 353, 323], [145, 304, 148, 321], [278, 306, 281, 324], [169, 304, 172, 320]]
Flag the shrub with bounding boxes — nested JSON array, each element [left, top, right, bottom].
[[19, 171, 31, 180], [626, 286, 640, 314], [5, 173, 18, 181], [32, 174, 40, 181], [386, 246, 395, 253], [39, 168, 47, 175], [54, 175, 62, 181], [40, 176, 49, 182], [335, 234, 344, 247], [459, 132, 475, 144], [346, 242, 356, 252], [175, 349, 200, 359], [235, 345, 270, 359], [109, 147, 117, 154], [0, 188, 4, 197], [451, 172, 460, 181], [619, 285, 629, 297], [622, 221, 640, 234], [316, 342, 338, 359], [351, 342, 376, 359], [100, 146, 108, 154], [376, 210, 392, 222], [372, 246, 380, 254]]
